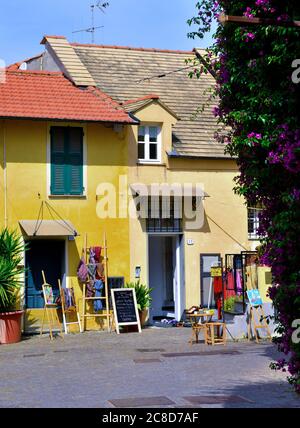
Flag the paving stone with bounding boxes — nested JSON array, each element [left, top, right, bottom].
[[0, 328, 299, 408], [162, 350, 240, 358], [133, 359, 162, 364], [23, 354, 45, 358], [183, 395, 252, 405], [108, 396, 176, 408]]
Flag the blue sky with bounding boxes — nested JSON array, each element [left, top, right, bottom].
[[0, 0, 215, 66]]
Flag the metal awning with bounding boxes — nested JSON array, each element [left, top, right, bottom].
[[19, 220, 79, 237], [130, 184, 209, 198]]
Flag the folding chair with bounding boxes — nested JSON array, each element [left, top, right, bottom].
[[58, 279, 83, 334], [40, 271, 63, 340]]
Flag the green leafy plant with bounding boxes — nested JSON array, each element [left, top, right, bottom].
[[224, 296, 236, 313], [125, 281, 153, 312], [235, 295, 244, 303], [0, 229, 27, 313]]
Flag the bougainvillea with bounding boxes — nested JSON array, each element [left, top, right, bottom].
[[188, 1, 300, 392]]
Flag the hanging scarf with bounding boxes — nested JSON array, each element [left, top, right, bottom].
[[94, 279, 104, 312]]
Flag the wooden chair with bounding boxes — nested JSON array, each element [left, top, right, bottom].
[[58, 279, 83, 334], [40, 271, 63, 340], [189, 323, 208, 346], [205, 322, 227, 346]]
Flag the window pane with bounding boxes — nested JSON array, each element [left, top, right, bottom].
[[248, 208, 260, 238], [149, 143, 158, 160], [146, 196, 182, 232], [138, 142, 145, 159], [138, 126, 145, 142], [149, 126, 158, 142]]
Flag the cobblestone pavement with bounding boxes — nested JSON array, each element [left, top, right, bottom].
[[0, 327, 299, 408]]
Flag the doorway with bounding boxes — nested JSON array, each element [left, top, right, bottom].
[[25, 239, 66, 309], [200, 254, 221, 307], [148, 235, 185, 323]]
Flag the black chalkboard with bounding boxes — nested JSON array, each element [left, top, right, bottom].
[[111, 288, 141, 334]]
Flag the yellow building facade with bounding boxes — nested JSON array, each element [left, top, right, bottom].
[[0, 36, 260, 331]]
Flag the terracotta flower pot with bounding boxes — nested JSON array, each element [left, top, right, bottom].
[[0, 311, 24, 345], [139, 309, 148, 327]]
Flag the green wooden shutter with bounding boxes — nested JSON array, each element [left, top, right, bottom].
[[51, 127, 67, 195], [66, 127, 84, 195], [50, 127, 84, 195]]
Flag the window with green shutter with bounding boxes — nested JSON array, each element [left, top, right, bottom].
[[50, 126, 84, 196]]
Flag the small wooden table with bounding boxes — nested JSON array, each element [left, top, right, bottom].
[[186, 312, 214, 345]]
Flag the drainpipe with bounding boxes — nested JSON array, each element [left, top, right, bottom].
[[3, 120, 8, 227]]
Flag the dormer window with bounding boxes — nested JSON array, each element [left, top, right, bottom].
[[138, 125, 161, 163]]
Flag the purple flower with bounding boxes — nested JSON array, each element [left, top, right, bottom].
[[243, 7, 254, 19], [212, 106, 220, 117], [245, 32, 256, 42]]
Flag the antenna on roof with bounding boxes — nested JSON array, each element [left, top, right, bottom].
[[72, 2, 109, 43]]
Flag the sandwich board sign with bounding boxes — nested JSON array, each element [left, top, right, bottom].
[[111, 288, 141, 334]]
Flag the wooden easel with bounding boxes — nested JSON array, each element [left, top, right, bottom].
[[248, 304, 272, 343], [81, 233, 111, 332], [40, 271, 64, 340], [245, 260, 271, 343]]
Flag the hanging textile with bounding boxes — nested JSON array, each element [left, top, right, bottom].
[[225, 270, 236, 298], [236, 270, 243, 295], [77, 258, 88, 283], [213, 277, 223, 294], [94, 280, 104, 311], [64, 288, 76, 310]]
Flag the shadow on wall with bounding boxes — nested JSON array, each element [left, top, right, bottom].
[[2, 121, 129, 167], [185, 210, 211, 233], [206, 214, 248, 250]]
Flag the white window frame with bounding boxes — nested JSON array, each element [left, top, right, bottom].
[[137, 124, 162, 164], [248, 207, 261, 240]]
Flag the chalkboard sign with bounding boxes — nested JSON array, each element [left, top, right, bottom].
[[111, 288, 141, 334]]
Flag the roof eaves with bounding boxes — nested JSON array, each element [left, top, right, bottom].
[[122, 96, 180, 121], [122, 94, 160, 106], [167, 150, 233, 160], [0, 115, 138, 124]]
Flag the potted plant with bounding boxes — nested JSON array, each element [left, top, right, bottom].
[[125, 281, 153, 327], [0, 228, 27, 345]]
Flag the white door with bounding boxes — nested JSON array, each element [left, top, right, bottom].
[[174, 235, 185, 321]]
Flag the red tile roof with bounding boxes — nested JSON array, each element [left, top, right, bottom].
[[0, 70, 137, 123]]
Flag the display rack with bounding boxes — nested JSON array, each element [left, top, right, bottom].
[[81, 233, 111, 332]]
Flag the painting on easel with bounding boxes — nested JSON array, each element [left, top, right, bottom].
[[247, 289, 263, 307]]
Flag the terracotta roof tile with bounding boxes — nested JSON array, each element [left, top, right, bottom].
[[0, 70, 136, 123]]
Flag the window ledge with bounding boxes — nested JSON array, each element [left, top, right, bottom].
[[49, 195, 87, 200], [137, 162, 166, 166]]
